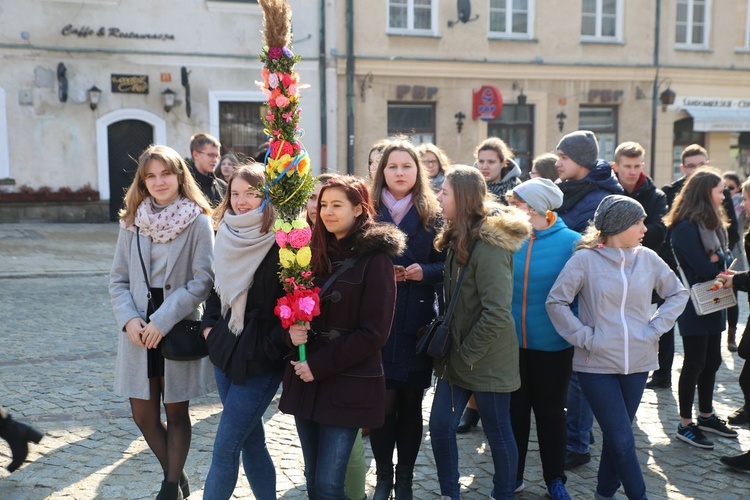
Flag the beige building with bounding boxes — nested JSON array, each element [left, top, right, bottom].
[[331, 0, 750, 187]]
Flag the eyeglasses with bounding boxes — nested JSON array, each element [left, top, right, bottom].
[[197, 151, 220, 160], [423, 159, 439, 166]]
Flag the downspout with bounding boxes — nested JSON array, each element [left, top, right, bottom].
[[649, 0, 661, 179], [345, 0, 355, 174], [319, 0, 328, 172]]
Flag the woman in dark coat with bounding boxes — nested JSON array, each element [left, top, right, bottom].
[[200, 164, 287, 500], [370, 139, 444, 500], [667, 168, 738, 450], [280, 175, 406, 499]]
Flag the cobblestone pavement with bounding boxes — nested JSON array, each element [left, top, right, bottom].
[[1, 223, 750, 499]]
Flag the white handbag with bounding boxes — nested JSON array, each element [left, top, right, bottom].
[[672, 249, 736, 316]]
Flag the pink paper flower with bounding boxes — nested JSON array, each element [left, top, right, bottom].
[[282, 111, 293, 122], [268, 73, 279, 89], [298, 296, 316, 315], [288, 227, 312, 249], [275, 95, 290, 109], [268, 47, 283, 59], [275, 230, 289, 247], [282, 73, 293, 87]]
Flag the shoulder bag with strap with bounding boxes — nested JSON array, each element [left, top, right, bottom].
[[671, 247, 736, 316]]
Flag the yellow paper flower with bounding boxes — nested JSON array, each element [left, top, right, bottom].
[[268, 154, 293, 176], [296, 246, 312, 267], [279, 248, 296, 268], [296, 155, 310, 176]]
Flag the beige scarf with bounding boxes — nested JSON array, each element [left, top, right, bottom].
[[122, 197, 201, 243], [214, 209, 276, 335]]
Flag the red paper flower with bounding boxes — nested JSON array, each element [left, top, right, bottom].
[[268, 47, 283, 60], [270, 140, 296, 159]]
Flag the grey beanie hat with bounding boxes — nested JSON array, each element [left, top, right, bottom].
[[594, 195, 646, 236], [556, 130, 599, 169], [512, 178, 563, 215]]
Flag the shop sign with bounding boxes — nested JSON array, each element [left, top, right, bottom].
[[680, 97, 750, 108], [472, 85, 503, 122], [61, 24, 175, 41], [111, 74, 149, 94]]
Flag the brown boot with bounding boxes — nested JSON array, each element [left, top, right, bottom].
[[729, 328, 738, 353]]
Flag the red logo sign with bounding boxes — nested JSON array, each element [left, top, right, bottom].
[[472, 85, 503, 122]]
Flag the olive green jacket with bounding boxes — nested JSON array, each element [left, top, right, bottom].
[[434, 205, 531, 393]]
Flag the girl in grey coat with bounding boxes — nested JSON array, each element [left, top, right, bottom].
[[109, 145, 215, 500], [547, 195, 688, 500]]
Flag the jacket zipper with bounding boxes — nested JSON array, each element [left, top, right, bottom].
[[618, 249, 630, 374], [521, 234, 535, 349]]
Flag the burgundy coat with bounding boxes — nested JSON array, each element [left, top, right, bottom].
[[279, 223, 405, 428]]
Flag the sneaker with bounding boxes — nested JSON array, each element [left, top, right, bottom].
[[697, 414, 738, 437], [564, 450, 590, 469], [515, 480, 525, 493], [720, 451, 750, 473], [728, 406, 749, 425], [676, 423, 714, 449], [546, 478, 572, 499]]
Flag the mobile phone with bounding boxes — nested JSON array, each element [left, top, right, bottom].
[[394, 265, 405, 272]]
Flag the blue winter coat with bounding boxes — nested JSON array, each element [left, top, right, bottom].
[[512, 215, 580, 351], [671, 220, 725, 336], [557, 159, 624, 233], [377, 205, 445, 382]]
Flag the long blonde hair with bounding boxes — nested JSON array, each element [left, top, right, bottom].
[[118, 145, 212, 225], [434, 165, 492, 265], [370, 138, 440, 228]]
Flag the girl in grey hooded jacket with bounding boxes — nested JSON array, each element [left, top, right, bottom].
[[546, 195, 688, 500]]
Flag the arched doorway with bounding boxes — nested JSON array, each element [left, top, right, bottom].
[[107, 120, 153, 221], [96, 109, 166, 221]]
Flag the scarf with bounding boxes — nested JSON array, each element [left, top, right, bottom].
[[429, 172, 445, 193], [697, 222, 729, 260], [214, 209, 276, 335], [557, 180, 598, 214], [381, 189, 413, 225], [122, 197, 201, 243]]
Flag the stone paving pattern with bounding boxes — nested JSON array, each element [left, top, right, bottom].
[[1, 223, 749, 499]]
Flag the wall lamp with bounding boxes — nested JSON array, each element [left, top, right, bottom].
[[161, 88, 176, 113], [512, 81, 527, 105], [87, 85, 102, 111], [57, 63, 68, 103], [659, 84, 676, 111], [454, 111, 466, 134], [636, 80, 676, 112], [556, 111, 567, 132]]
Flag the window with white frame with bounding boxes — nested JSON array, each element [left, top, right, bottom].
[[675, 0, 711, 48], [489, 0, 533, 39], [581, 0, 622, 41], [388, 0, 435, 34]]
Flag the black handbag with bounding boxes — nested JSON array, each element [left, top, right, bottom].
[[416, 243, 474, 358], [739, 329, 750, 360], [135, 229, 207, 361]]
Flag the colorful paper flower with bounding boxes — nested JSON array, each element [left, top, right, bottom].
[[268, 46, 283, 59], [275, 230, 289, 248], [288, 227, 312, 249], [296, 246, 312, 267], [279, 248, 296, 268]]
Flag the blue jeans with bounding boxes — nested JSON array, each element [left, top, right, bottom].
[[429, 379, 517, 500], [578, 372, 648, 500], [566, 371, 594, 454], [203, 366, 283, 500], [295, 417, 358, 500]]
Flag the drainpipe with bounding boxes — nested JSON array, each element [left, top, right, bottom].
[[319, 0, 327, 172], [345, 0, 355, 174], [649, 0, 661, 180]]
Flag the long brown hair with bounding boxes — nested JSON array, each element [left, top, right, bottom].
[[664, 168, 727, 230], [370, 138, 440, 228], [212, 162, 275, 233], [434, 165, 491, 265], [118, 144, 212, 225], [310, 176, 375, 275]]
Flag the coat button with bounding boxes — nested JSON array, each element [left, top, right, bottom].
[[165, 284, 171, 290]]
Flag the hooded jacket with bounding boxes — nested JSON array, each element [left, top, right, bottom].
[[546, 245, 688, 374], [279, 222, 406, 428], [557, 159, 624, 233], [434, 205, 531, 393], [512, 215, 580, 351], [487, 159, 522, 205]]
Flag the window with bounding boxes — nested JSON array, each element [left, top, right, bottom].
[[488, 104, 535, 177], [675, 0, 710, 48], [579, 106, 618, 162], [581, 0, 622, 41], [740, 0, 750, 49], [218, 101, 268, 158], [388, 0, 435, 34], [387, 103, 435, 144], [489, 0, 533, 39]]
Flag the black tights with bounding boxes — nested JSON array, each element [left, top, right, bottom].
[[369, 388, 425, 476], [130, 377, 191, 483]]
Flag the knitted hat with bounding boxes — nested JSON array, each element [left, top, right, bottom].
[[556, 130, 599, 169], [512, 178, 563, 215], [594, 195, 646, 236]]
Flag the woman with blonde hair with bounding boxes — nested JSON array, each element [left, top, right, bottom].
[[430, 165, 531, 500], [110, 144, 215, 500], [370, 138, 444, 499], [417, 142, 452, 192]]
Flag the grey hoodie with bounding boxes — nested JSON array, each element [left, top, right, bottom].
[[546, 245, 688, 374]]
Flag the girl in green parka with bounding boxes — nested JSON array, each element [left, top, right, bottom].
[[429, 165, 531, 500]]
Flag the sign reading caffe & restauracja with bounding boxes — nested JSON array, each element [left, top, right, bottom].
[[61, 25, 175, 41]]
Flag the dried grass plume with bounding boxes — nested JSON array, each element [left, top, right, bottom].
[[259, 0, 293, 48]]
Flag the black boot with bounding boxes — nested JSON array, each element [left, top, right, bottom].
[[164, 471, 190, 498], [0, 408, 44, 473], [394, 466, 413, 500], [720, 450, 750, 473], [372, 467, 394, 500], [456, 407, 480, 434], [155, 480, 184, 500]]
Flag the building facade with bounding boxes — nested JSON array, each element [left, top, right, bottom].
[[331, 0, 750, 187], [0, 0, 320, 221]]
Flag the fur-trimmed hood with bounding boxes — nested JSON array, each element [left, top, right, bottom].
[[478, 204, 532, 253], [353, 221, 407, 258]]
